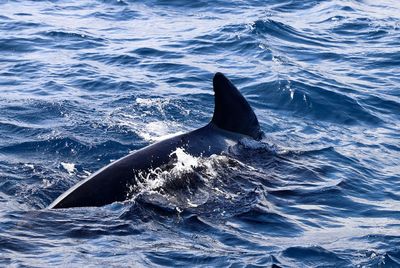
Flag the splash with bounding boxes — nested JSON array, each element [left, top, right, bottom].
[[126, 148, 230, 199], [171, 147, 200, 172], [60, 162, 76, 175], [124, 146, 263, 216]]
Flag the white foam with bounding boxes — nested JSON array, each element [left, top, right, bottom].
[[171, 148, 200, 172], [130, 148, 225, 195], [139, 121, 183, 142], [239, 137, 279, 155], [60, 162, 76, 175], [24, 164, 34, 170], [83, 170, 92, 176], [42, 179, 53, 188]]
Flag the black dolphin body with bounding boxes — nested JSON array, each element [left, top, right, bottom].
[[49, 73, 263, 209]]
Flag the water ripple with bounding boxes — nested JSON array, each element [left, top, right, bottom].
[[1, 0, 400, 267]]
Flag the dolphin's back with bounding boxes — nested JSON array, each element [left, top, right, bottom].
[[49, 125, 240, 208]]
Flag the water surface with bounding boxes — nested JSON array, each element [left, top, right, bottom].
[[1, 0, 400, 267]]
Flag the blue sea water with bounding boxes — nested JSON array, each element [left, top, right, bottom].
[[1, 0, 400, 266]]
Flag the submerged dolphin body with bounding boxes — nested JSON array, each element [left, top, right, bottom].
[[49, 73, 262, 209]]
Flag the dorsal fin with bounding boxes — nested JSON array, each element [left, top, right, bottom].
[[211, 72, 263, 140]]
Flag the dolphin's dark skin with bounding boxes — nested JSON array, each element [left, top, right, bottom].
[[49, 73, 263, 209]]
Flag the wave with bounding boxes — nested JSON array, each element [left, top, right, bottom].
[[1, 0, 400, 266]]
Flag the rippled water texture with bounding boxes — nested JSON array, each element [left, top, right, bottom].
[[1, 0, 400, 267]]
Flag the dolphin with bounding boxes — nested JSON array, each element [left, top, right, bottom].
[[49, 72, 263, 209]]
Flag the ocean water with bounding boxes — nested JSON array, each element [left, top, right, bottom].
[[1, 0, 400, 267]]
